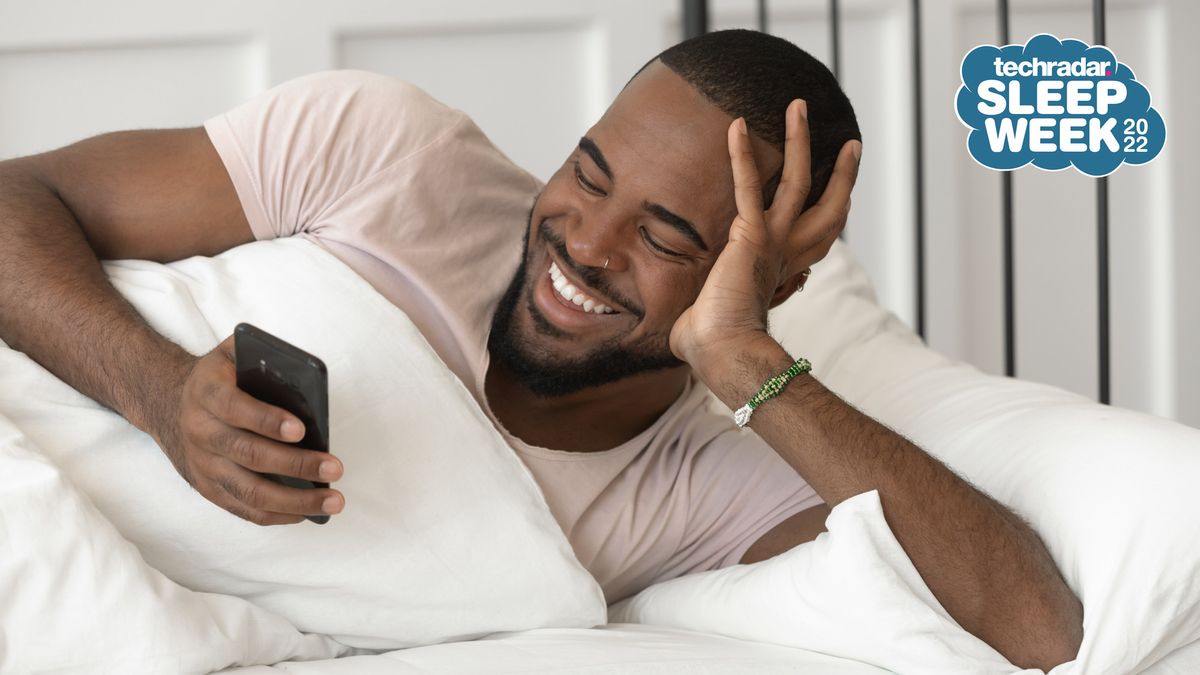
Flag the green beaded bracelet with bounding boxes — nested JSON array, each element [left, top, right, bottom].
[[732, 357, 812, 428]]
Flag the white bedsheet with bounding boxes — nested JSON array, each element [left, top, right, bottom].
[[215, 623, 893, 674], [1142, 639, 1200, 675], [210, 626, 1200, 675]]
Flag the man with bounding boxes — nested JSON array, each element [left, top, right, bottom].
[[0, 29, 1080, 668]]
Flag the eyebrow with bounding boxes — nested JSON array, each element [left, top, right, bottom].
[[578, 137, 612, 181], [577, 136, 710, 253]]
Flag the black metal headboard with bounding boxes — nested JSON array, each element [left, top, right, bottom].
[[681, 0, 1114, 404]]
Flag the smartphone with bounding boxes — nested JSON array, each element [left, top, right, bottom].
[[234, 322, 331, 525]]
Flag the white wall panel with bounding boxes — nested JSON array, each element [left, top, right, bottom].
[[339, 24, 604, 182], [1161, 0, 1199, 427], [0, 40, 260, 159]]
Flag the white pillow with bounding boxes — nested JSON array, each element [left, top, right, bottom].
[[633, 238, 1200, 674], [609, 489, 1031, 675], [0, 238, 606, 651], [0, 410, 351, 673]]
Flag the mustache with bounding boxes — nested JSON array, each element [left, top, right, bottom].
[[536, 219, 643, 319]]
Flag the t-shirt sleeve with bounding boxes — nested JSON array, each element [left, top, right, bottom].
[[657, 424, 826, 579], [202, 69, 466, 241]]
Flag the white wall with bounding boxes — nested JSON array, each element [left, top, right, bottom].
[[1, 0, 1194, 425]]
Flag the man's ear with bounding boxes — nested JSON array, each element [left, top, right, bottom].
[[767, 268, 811, 310]]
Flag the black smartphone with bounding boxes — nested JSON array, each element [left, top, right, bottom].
[[234, 322, 331, 525]]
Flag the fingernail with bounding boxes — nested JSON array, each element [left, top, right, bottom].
[[281, 418, 304, 440], [738, 117, 748, 135], [796, 99, 807, 118], [319, 461, 339, 481], [852, 140, 863, 160], [322, 495, 342, 514]]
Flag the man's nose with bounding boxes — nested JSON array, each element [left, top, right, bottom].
[[564, 208, 630, 272]]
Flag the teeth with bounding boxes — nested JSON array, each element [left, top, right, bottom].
[[548, 261, 616, 315]]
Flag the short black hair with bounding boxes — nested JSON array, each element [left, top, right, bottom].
[[635, 29, 861, 211]]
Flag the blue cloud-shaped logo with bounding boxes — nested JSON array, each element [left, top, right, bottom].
[[956, 33, 1165, 177]]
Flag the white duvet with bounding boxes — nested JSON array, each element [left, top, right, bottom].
[[2, 237, 1198, 674]]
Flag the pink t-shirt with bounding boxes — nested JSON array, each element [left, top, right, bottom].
[[203, 70, 824, 604]]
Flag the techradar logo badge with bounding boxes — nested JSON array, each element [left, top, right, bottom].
[[955, 33, 1165, 177]]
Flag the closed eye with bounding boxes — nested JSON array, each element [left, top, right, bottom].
[[574, 162, 604, 196], [640, 227, 684, 257]]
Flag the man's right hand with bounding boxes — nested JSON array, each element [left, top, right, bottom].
[[153, 335, 345, 526]]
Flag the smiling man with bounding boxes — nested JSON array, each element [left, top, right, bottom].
[[0, 29, 1080, 670]]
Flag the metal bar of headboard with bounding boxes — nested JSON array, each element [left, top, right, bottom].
[[912, 0, 926, 338], [682, 0, 708, 39], [830, 0, 842, 81], [833, 0, 847, 242], [1094, 0, 1111, 404], [757, 0, 768, 33], [999, 0, 1016, 377]]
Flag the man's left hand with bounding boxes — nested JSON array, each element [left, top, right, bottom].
[[669, 99, 862, 374]]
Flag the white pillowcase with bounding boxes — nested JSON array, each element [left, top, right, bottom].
[[628, 238, 1200, 674], [609, 489, 1033, 675], [0, 410, 351, 673], [0, 238, 606, 653]]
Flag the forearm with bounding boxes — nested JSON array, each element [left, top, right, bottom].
[[0, 163, 194, 435], [700, 337, 1083, 670]]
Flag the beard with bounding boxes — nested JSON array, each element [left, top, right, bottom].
[[486, 205, 686, 398]]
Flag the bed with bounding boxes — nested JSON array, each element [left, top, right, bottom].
[[2, 233, 1198, 674]]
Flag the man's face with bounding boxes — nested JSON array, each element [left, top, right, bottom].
[[488, 61, 781, 397]]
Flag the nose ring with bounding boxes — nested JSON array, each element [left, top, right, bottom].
[[604, 257, 610, 270]]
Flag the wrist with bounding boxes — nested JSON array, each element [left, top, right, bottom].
[[132, 348, 196, 441], [691, 333, 793, 411]]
